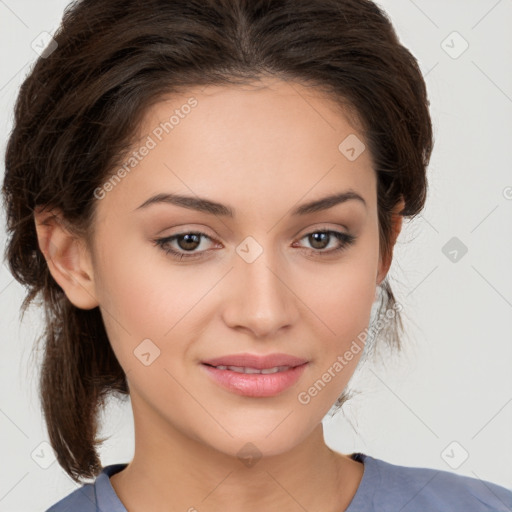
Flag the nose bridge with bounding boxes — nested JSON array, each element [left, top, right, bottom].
[[223, 238, 296, 337]]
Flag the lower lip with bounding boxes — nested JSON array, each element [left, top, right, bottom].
[[200, 363, 308, 398]]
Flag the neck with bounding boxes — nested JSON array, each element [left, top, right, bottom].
[[110, 397, 364, 512]]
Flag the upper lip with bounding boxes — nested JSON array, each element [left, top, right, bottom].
[[201, 353, 308, 369]]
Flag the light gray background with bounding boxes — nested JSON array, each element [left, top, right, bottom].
[[1, 1, 511, 510]]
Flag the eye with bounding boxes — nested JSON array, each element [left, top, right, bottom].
[[153, 228, 356, 261], [153, 231, 215, 261], [294, 229, 356, 256]]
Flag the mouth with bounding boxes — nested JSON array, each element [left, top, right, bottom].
[[204, 363, 296, 374], [200, 361, 309, 398]]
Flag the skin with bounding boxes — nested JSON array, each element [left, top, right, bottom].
[[35, 78, 404, 512]]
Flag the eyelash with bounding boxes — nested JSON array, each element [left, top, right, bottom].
[[153, 229, 356, 261]]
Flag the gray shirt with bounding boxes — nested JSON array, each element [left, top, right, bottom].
[[45, 452, 512, 511]]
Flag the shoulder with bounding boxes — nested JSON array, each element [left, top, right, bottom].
[[366, 454, 512, 512], [45, 464, 128, 512], [44, 482, 97, 512]]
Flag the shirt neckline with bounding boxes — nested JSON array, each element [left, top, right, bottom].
[[96, 452, 377, 512]]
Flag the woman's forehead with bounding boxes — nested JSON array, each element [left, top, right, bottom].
[[95, 83, 376, 222]]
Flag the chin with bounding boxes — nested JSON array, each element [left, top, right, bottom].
[[197, 426, 309, 463]]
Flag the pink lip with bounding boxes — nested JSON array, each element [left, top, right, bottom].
[[200, 353, 309, 398], [201, 352, 308, 369], [200, 363, 308, 398]]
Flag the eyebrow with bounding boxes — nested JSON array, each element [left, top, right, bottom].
[[134, 190, 366, 216]]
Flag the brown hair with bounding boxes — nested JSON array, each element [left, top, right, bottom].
[[2, 0, 433, 483]]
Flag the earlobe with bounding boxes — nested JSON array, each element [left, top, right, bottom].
[[33, 206, 99, 310]]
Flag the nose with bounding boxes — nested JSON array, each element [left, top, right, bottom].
[[221, 249, 298, 339]]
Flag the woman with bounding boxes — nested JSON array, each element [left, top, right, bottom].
[[3, 0, 511, 510]]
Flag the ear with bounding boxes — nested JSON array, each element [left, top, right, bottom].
[[376, 196, 405, 286], [33, 206, 99, 310]]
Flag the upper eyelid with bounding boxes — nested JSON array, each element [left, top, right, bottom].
[[161, 221, 351, 237]]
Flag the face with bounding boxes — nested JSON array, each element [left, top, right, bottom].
[[83, 78, 390, 458]]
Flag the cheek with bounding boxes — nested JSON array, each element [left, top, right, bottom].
[[294, 263, 378, 416], [297, 235, 379, 341], [312, 268, 376, 335], [91, 231, 178, 365], [93, 229, 221, 376]]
